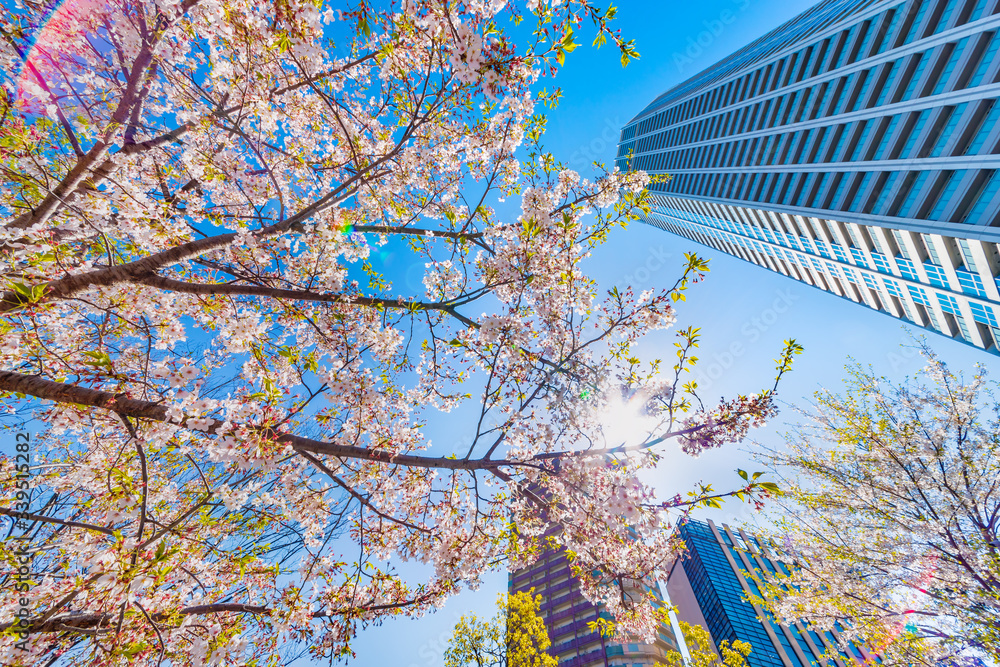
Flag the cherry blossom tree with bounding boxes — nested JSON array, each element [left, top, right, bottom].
[[751, 346, 1000, 666], [0, 0, 797, 664]]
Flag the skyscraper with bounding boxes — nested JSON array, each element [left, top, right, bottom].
[[618, 0, 1000, 353], [667, 519, 873, 667], [508, 544, 680, 667]]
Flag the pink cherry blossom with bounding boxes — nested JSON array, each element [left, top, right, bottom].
[[0, 1, 791, 664]]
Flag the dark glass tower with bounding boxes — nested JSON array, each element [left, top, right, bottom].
[[619, 0, 1000, 353], [668, 520, 872, 667]]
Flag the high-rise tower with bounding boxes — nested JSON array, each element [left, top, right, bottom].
[[618, 0, 1000, 353], [668, 519, 873, 667]]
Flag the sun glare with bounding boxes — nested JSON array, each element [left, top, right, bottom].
[[596, 390, 662, 451]]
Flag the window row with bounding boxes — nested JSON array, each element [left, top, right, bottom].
[[648, 0, 881, 121], [620, 32, 1000, 162], [650, 195, 1000, 292], [659, 215, 997, 347], [649, 200, 1000, 348], [651, 166, 1000, 225], [628, 98, 1000, 172], [627, 0, 1000, 143]]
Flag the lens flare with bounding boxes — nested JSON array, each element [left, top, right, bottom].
[[15, 0, 104, 113], [596, 391, 659, 451]]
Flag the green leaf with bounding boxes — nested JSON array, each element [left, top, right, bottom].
[[560, 27, 578, 54], [123, 643, 149, 657], [82, 350, 112, 368]]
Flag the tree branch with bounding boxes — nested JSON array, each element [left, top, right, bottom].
[[0, 370, 512, 472]]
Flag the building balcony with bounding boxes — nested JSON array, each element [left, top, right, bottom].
[[557, 647, 606, 667]]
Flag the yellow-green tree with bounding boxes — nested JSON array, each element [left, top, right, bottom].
[[445, 591, 557, 667], [659, 621, 752, 667], [749, 348, 1000, 665]]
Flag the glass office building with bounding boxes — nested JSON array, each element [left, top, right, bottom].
[[668, 520, 873, 667], [509, 543, 679, 667], [618, 0, 1000, 353]]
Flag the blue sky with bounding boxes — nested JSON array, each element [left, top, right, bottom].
[[348, 1, 992, 663]]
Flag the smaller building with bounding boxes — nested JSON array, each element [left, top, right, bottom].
[[668, 519, 875, 667], [509, 544, 680, 667]]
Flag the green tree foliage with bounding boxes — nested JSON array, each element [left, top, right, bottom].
[[752, 346, 1000, 665], [445, 591, 557, 667], [659, 621, 751, 667]]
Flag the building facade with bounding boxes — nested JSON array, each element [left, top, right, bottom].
[[668, 519, 873, 667], [618, 0, 1000, 353], [508, 545, 680, 667]]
